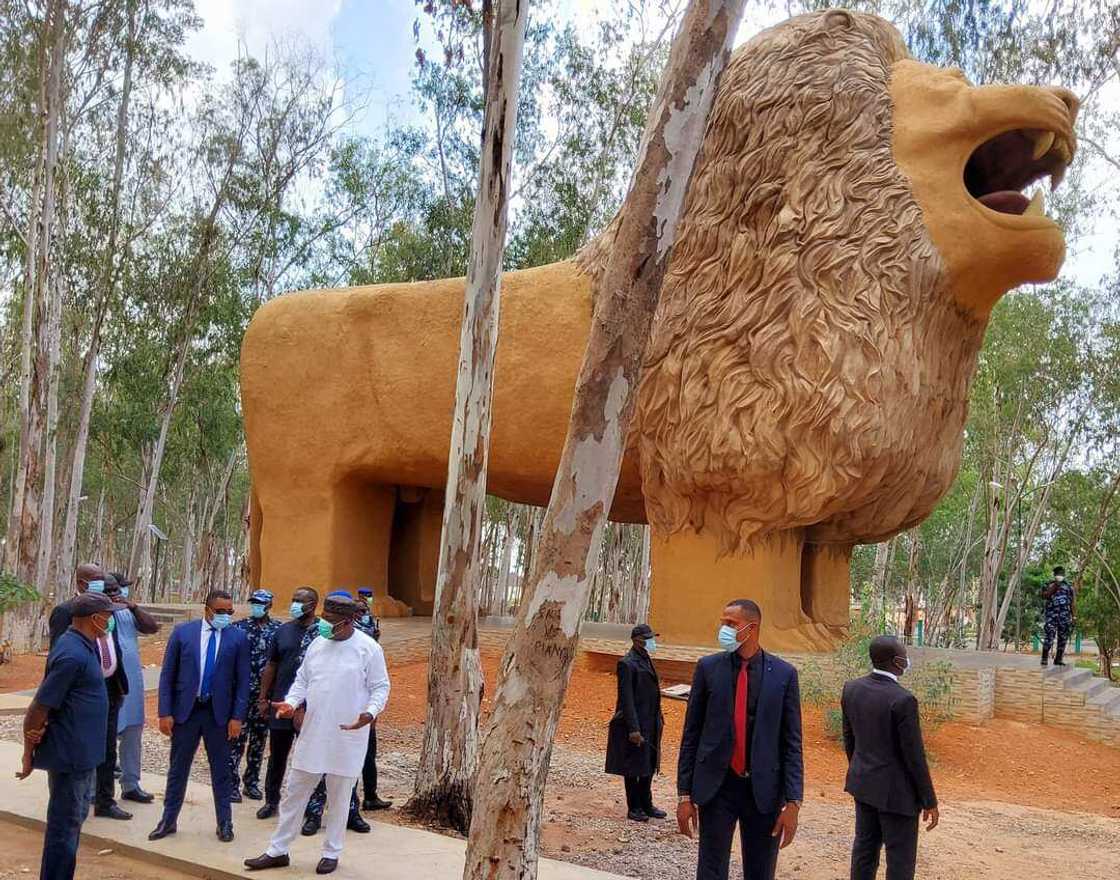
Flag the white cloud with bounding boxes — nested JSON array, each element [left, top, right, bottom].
[[186, 0, 343, 77]]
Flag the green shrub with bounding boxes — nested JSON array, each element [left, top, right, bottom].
[[824, 707, 844, 741], [0, 573, 38, 613]]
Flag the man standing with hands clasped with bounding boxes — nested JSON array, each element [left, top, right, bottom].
[[245, 593, 389, 875], [842, 636, 939, 880], [676, 599, 804, 880], [150, 590, 250, 843]]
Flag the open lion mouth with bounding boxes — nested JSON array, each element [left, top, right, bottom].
[[964, 128, 1074, 216]]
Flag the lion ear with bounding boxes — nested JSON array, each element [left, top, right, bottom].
[[822, 9, 853, 30]]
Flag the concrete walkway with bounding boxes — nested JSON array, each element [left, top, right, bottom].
[[0, 741, 630, 880]]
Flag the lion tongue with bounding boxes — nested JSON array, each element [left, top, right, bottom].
[[978, 190, 1030, 215]]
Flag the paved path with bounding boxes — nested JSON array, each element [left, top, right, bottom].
[[0, 740, 631, 880]]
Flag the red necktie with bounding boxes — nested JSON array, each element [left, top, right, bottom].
[[731, 661, 749, 776]]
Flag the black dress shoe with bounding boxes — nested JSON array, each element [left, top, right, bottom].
[[217, 821, 235, 842], [347, 813, 370, 833], [256, 802, 279, 820], [121, 788, 154, 804], [644, 806, 668, 819], [301, 816, 321, 836], [94, 804, 133, 820], [626, 809, 649, 822], [316, 858, 338, 875], [230, 788, 243, 804], [362, 795, 393, 811], [148, 821, 177, 841], [244, 782, 264, 801], [245, 852, 290, 871]]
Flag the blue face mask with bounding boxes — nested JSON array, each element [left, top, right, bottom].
[[120, 586, 129, 599], [107, 616, 117, 635], [87, 580, 105, 593], [644, 637, 657, 654], [290, 601, 307, 619], [249, 603, 267, 619], [211, 612, 232, 630], [718, 624, 747, 652], [361, 614, 372, 626]]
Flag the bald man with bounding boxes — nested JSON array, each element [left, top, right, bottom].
[[842, 636, 938, 880]]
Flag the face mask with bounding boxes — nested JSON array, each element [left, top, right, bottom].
[[644, 637, 657, 653], [210, 612, 232, 630], [1056, 574, 1065, 581], [249, 603, 267, 619], [894, 656, 911, 675], [361, 614, 372, 626], [120, 586, 129, 599], [87, 580, 105, 593], [290, 601, 307, 619], [316, 618, 340, 640], [107, 616, 116, 635], [718, 624, 749, 652]]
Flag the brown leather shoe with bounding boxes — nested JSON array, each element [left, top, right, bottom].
[[316, 858, 338, 874], [244, 853, 290, 871]]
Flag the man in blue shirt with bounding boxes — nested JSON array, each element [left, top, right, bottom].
[[19, 591, 127, 880]]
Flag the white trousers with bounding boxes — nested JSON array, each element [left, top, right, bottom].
[[267, 768, 357, 861]]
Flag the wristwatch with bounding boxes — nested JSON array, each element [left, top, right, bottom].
[[677, 794, 692, 803]]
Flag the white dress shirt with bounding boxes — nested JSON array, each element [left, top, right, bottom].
[[872, 668, 899, 683], [286, 631, 390, 777], [95, 635, 118, 678], [198, 621, 222, 697]]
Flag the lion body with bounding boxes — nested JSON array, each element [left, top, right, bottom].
[[241, 11, 1068, 649]]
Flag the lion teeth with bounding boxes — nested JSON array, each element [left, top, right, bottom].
[[1032, 130, 1056, 161], [1024, 189, 1045, 216]]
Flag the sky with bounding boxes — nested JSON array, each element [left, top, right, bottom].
[[184, 0, 1117, 290]]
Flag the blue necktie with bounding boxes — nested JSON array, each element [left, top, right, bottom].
[[200, 627, 217, 699]]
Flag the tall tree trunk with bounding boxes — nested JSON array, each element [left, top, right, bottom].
[[463, 3, 744, 875], [59, 0, 137, 591], [6, 0, 65, 590], [408, 0, 529, 834]]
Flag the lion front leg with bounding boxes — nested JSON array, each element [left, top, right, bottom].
[[648, 527, 839, 652]]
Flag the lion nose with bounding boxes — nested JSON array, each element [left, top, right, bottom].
[[1051, 87, 1080, 122]]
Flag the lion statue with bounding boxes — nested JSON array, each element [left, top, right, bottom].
[[240, 10, 1077, 650]]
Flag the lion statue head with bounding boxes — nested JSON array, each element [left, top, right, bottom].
[[578, 10, 1077, 554]]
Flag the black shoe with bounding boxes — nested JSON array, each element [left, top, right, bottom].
[[94, 804, 133, 820], [1054, 660, 1067, 667], [256, 802, 279, 820], [244, 782, 264, 801], [217, 821, 234, 842], [245, 853, 290, 871], [362, 795, 393, 811], [1041, 658, 1049, 666], [302, 816, 321, 836], [644, 806, 667, 819], [148, 821, 177, 841], [121, 788, 154, 804], [230, 788, 243, 804], [347, 814, 370, 833], [627, 809, 649, 822], [316, 858, 338, 875]]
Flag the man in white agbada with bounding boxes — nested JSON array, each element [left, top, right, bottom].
[[244, 593, 389, 875]]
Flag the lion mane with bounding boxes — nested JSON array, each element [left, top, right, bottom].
[[578, 11, 988, 554]]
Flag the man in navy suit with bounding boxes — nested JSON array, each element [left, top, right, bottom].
[[150, 590, 250, 843], [676, 599, 804, 880]]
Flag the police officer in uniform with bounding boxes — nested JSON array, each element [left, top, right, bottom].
[[230, 589, 282, 801], [355, 589, 391, 811], [1041, 565, 1076, 667]]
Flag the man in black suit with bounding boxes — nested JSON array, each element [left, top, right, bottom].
[[605, 623, 665, 822], [48, 563, 132, 821], [842, 636, 939, 880], [676, 599, 804, 880]]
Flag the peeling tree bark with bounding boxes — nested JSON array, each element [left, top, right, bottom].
[[462, 2, 745, 876], [407, 0, 529, 836]]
